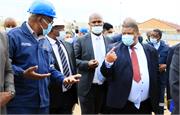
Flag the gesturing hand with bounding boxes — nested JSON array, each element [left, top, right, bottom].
[[63, 74, 82, 84], [105, 47, 117, 63], [23, 66, 51, 80], [88, 59, 99, 69]]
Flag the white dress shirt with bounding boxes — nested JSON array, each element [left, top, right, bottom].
[[47, 36, 72, 92], [153, 42, 160, 50], [128, 42, 150, 109], [91, 33, 106, 85]]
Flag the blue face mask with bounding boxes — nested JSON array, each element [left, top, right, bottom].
[[41, 19, 53, 36], [106, 33, 114, 38], [92, 26, 103, 34], [122, 34, 134, 46], [43, 23, 52, 36]]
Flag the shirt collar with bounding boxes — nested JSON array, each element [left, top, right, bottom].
[[91, 33, 103, 40], [155, 41, 160, 48], [26, 22, 34, 35], [26, 22, 45, 40], [129, 42, 141, 50], [46, 35, 56, 45]]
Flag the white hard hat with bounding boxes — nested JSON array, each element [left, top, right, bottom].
[[53, 19, 65, 26]]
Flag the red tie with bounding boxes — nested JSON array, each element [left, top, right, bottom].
[[131, 46, 141, 83]]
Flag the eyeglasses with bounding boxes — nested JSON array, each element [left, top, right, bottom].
[[43, 18, 53, 25]]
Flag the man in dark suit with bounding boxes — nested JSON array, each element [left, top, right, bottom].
[[47, 20, 79, 114], [101, 18, 160, 114], [74, 13, 110, 114], [148, 29, 169, 114], [169, 44, 180, 114], [166, 43, 180, 110]]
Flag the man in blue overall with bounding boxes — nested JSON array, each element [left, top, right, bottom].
[[6, 0, 81, 114]]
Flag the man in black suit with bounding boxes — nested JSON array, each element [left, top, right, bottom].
[[169, 44, 180, 114], [101, 18, 160, 114], [74, 13, 110, 114], [47, 20, 79, 114], [166, 43, 180, 110]]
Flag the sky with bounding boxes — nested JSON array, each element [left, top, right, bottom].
[[0, 0, 180, 26]]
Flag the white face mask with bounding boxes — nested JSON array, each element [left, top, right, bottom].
[[65, 38, 73, 44], [57, 31, 66, 40], [5, 27, 13, 33], [150, 37, 158, 44], [91, 26, 103, 34]]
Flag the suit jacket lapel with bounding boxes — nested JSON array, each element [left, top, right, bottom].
[[52, 49, 61, 71], [86, 33, 95, 59], [142, 44, 152, 75], [122, 44, 132, 68], [103, 36, 110, 53], [157, 41, 163, 52]]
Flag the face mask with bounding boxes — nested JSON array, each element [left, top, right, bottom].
[[91, 26, 103, 34], [60, 31, 66, 39], [40, 19, 53, 36], [150, 38, 158, 44], [65, 38, 73, 44], [42, 23, 52, 36], [106, 33, 114, 38], [122, 34, 134, 46], [56, 31, 65, 40], [5, 27, 13, 33]]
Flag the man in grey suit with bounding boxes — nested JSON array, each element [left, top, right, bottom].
[[169, 44, 180, 114], [74, 13, 110, 114], [0, 32, 15, 114]]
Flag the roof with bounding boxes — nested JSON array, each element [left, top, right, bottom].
[[138, 18, 180, 31]]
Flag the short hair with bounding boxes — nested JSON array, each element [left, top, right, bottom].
[[4, 17, 17, 28], [103, 22, 113, 31], [89, 13, 103, 22], [122, 18, 139, 33], [153, 29, 162, 38]]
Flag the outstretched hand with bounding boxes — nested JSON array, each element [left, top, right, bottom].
[[63, 74, 82, 84], [23, 66, 51, 80]]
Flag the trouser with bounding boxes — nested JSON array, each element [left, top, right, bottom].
[[158, 72, 167, 114], [106, 99, 152, 114], [49, 107, 73, 114], [79, 83, 107, 114], [7, 106, 49, 114]]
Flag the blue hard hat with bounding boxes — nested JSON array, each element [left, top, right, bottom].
[[80, 27, 88, 34], [27, 0, 56, 18]]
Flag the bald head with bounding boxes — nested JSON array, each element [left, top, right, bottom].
[[4, 17, 17, 28]]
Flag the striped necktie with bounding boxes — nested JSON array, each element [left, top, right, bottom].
[[56, 40, 72, 90]]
